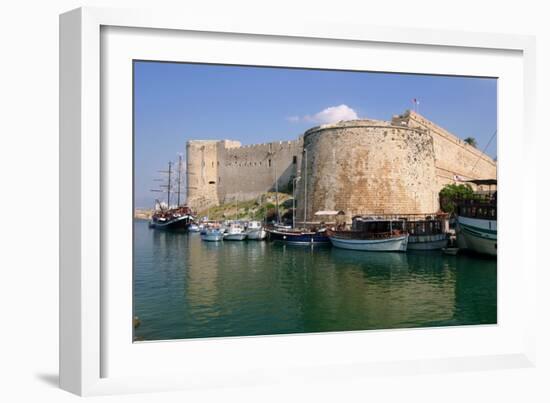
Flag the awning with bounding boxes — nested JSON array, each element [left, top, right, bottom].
[[314, 210, 345, 216], [467, 179, 497, 186]]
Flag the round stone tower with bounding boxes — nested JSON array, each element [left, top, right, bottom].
[[295, 119, 439, 223]]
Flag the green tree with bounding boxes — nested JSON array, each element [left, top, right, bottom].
[[464, 137, 477, 148], [439, 183, 474, 213]]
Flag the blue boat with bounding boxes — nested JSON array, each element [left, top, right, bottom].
[[266, 227, 330, 245]]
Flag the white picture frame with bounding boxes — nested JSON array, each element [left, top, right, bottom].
[[60, 6, 537, 396]]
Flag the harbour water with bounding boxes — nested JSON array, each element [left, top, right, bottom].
[[133, 219, 497, 341]]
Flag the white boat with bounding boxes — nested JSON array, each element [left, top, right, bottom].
[[188, 223, 201, 232], [456, 215, 497, 256], [328, 233, 409, 252], [328, 216, 409, 252], [245, 221, 267, 240], [201, 229, 224, 242], [223, 224, 247, 241], [455, 179, 497, 257]]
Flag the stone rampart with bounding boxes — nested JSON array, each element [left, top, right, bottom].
[[186, 138, 302, 211], [186, 111, 497, 216]]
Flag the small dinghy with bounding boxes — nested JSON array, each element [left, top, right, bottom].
[[442, 247, 459, 255]]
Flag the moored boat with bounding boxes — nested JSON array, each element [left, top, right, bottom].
[[201, 228, 224, 242], [148, 158, 193, 231], [266, 227, 330, 245], [456, 215, 497, 256], [149, 206, 194, 231], [188, 223, 201, 232], [442, 247, 459, 255], [246, 221, 267, 240], [455, 179, 497, 257], [405, 215, 449, 250], [223, 223, 247, 241], [327, 216, 408, 252]]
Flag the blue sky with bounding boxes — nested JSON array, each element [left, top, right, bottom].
[[134, 61, 497, 208]]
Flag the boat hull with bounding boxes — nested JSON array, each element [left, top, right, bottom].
[[329, 234, 408, 252], [246, 228, 267, 240], [267, 229, 330, 245], [201, 231, 224, 242], [456, 216, 497, 257], [149, 215, 192, 231], [407, 233, 448, 250], [224, 233, 247, 241]]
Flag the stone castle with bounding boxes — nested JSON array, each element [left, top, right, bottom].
[[186, 110, 497, 220]]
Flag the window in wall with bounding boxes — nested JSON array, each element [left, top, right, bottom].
[[293, 156, 297, 164], [268, 159, 271, 167]]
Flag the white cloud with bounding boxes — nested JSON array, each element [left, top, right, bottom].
[[287, 104, 359, 125]]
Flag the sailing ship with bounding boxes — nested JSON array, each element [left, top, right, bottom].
[[455, 179, 497, 257], [149, 205, 194, 231], [327, 216, 409, 252], [149, 156, 195, 231]]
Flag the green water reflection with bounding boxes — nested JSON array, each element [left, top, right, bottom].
[[133, 220, 496, 341]]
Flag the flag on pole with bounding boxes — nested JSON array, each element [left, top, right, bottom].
[[412, 98, 420, 113]]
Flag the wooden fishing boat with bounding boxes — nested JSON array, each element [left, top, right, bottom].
[[327, 216, 408, 252], [266, 227, 330, 245], [405, 215, 448, 250]]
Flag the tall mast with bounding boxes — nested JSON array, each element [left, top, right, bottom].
[[274, 158, 279, 223], [150, 160, 174, 209], [268, 144, 280, 223], [303, 147, 308, 224], [176, 154, 183, 207], [167, 161, 172, 208]]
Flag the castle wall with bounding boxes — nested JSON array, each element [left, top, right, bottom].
[[186, 111, 497, 217], [186, 138, 302, 211], [218, 140, 303, 204], [296, 121, 438, 222], [395, 111, 497, 190]]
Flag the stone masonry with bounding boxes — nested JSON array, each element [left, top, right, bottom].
[[186, 110, 497, 217], [186, 138, 303, 211]]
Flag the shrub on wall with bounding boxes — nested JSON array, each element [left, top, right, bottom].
[[439, 183, 475, 213]]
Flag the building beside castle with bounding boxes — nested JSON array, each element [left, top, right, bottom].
[[186, 110, 497, 219]]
